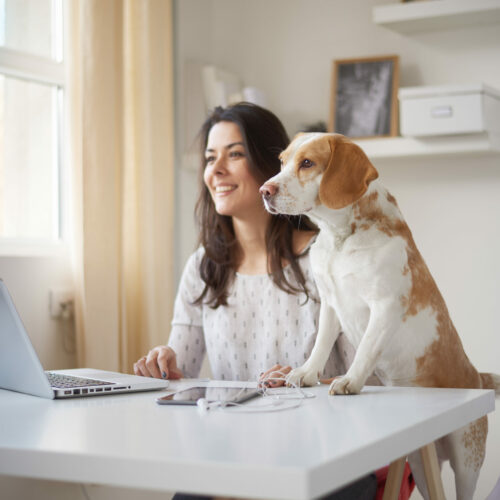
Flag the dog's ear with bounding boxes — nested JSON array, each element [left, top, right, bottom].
[[319, 135, 378, 209]]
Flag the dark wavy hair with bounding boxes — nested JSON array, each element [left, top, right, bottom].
[[194, 102, 316, 308]]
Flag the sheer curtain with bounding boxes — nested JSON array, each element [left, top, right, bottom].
[[67, 0, 175, 372]]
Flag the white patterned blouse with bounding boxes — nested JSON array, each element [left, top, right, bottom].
[[168, 245, 355, 382]]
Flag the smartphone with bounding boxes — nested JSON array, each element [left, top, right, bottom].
[[156, 385, 261, 406]]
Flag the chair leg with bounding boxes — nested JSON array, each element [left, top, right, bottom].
[[420, 442, 446, 500], [382, 456, 407, 500]]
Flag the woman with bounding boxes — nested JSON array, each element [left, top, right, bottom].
[[134, 102, 354, 386], [134, 102, 377, 499]]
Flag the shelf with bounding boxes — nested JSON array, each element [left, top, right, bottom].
[[373, 0, 500, 34], [181, 135, 500, 170], [354, 133, 500, 161]]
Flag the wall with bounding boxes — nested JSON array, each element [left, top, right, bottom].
[[173, 0, 213, 280], [174, 1, 500, 498], [0, 254, 76, 370]]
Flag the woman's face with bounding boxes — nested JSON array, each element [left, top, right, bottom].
[[203, 121, 265, 218]]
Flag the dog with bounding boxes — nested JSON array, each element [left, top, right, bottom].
[[259, 132, 500, 500]]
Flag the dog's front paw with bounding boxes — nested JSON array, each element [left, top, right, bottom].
[[286, 365, 319, 387], [329, 376, 363, 395]]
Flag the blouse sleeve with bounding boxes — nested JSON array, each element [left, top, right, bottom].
[[168, 324, 205, 378], [167, 249, 206, 378]]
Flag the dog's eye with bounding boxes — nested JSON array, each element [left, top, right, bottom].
[[300, 159, 314, 169]]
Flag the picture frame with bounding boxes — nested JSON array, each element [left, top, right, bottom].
[[329, 55, 399, 139]]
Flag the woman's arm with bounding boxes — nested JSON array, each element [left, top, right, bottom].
[[134, 249, 206, 379], [133, 322, 207, 380], [134, 345, 183, 379], [167, 323, 206, 378]]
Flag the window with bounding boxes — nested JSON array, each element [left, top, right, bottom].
[[0, 0, 65, 254]]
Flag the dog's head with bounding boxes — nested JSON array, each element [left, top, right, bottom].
[[260, 133, 378, 215]]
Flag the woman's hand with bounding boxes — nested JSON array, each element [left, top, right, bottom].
[[133, 346, 183, 380], [259, 364, 292, 388]]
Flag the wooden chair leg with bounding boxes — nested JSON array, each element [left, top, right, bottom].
[[420, 442, 446, 500], [382, 456, 407, 500]]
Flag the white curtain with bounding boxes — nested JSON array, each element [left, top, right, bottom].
[[67, 0, 175, 372]]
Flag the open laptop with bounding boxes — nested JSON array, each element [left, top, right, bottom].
[[0, 279, 169, 399]]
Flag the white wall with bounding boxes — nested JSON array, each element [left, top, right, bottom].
[[173, 0, 213, 280], [174, 1, 500, 498], [0, 254, 76, 370]]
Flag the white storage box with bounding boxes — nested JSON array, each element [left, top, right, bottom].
[[399, 84, 500, 137]]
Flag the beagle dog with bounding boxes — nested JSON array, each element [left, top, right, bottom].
[[260, 132, 500, 500]]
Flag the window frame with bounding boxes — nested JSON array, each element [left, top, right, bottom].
[[0, 0, 67, 257]]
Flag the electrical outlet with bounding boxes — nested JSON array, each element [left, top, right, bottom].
[[49, 289, 74, 319]]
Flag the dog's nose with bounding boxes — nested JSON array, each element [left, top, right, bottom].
[[259, 183, 278, 199]]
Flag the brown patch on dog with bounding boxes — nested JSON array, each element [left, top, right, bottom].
[[387, 192, 398, 206], [279, 151, 289, 169], [403, 239, 481, 389], [291, 137, 330, 188], [352, 188, 482, 390], [353, 191, 381, 221], [279, 134, 329, 188], [480, 373, 494, 389], [402, 242, 440, 317], [462, 417, 488, 472], [404, 239, 481, 388], [480, 373, 493, 389], [354, 190, 445, 317], [297, 163, 324, 188], [319, 136, 378, 209], [413, 309, 482, 389], [358, 190, 379, 206], [353, 190, 410, 241]]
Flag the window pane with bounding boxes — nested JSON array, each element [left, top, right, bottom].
[[0, 0, 59, 60], [0, 75, 60, 240]]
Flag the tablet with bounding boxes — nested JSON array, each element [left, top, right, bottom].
[[156, 385, 261, 406]]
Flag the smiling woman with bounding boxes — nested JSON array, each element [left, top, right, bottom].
[[194, 103, 317, 306], [134, 102, 377, 500], [203, 121, 265, 220]]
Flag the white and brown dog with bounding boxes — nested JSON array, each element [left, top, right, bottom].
[[260, 132, 499, 500]]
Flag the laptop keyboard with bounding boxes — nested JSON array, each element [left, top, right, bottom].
[[46, 372, 114, 389]]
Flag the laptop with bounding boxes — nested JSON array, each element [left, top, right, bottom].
[[0, 279, 169, 399]]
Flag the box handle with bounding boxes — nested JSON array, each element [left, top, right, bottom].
[[431, 105, 453, 118]]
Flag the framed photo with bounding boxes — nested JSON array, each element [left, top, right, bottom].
[[329, 55, 399, 139]]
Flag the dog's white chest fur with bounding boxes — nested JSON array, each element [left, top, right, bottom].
[[309, 231, 370, 347], [309, 211, 409, 352]]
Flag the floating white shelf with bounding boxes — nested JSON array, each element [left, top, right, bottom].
[[355, 133, 500, 161], [373, 0, 500, 34], [182, 135, 500, 169]]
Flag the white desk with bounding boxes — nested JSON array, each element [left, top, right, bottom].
[[0, 381, 495, 499]]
